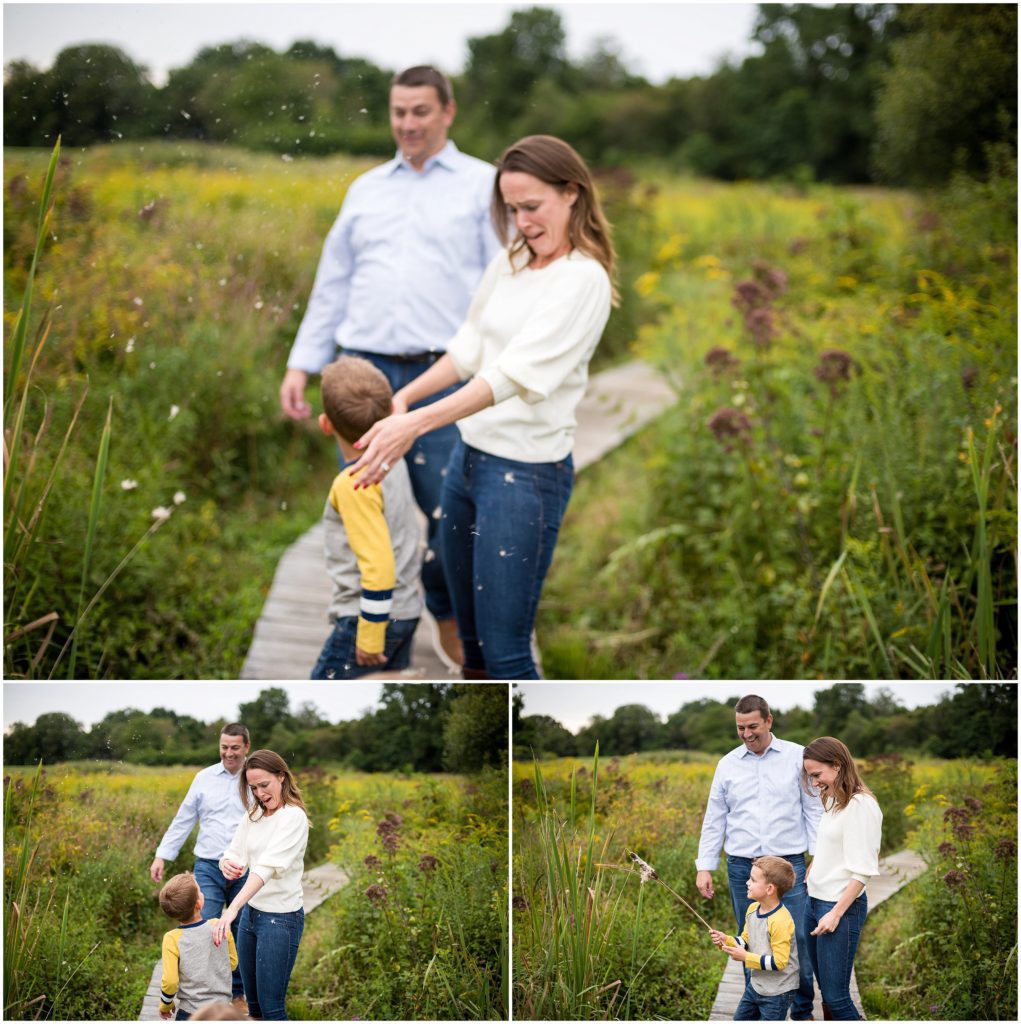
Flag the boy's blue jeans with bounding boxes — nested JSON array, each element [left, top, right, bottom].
[[439, 441, 573, 679], [342, 348, 461, 622], [236, 905, 304, 1021], [734, 984, 796, 1020], [310, 616, 418, 679], [805, 893, 868, 1020], [193, 858, 245, 1000], [727, 853, 814, 1020]]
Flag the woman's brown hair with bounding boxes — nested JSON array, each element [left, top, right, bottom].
[[491, 134, 619, 305], [239, 749, 312, 823], [801, 736, 875, 812]]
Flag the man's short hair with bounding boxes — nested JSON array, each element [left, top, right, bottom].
[[159, 871, 200, 923], [392, 65, 454, 107], [220, 723, 250, 744], [320, 356, 393, 443], [753, 856, 796, 898], [734, 694, 771, 719]]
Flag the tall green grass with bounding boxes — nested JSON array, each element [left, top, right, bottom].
[[4, 141, 174, 678], [3, 765, 100, 1020], [516, 745, 625, 1019]]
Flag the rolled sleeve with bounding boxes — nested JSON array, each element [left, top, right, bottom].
[[844, 796, 882, 883], [486, 265, 610, 404], [250, 812, 309, 884]]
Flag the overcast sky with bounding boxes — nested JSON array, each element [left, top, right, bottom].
[[3, 2, 761, 86], [518, 682, 958, 732], [3, 681, 387, 730]]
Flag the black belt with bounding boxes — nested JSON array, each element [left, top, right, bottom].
[[344, 348, 441, 365]]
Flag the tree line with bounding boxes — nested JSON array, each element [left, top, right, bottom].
[[4, 5, 1016, 186], [513, 684, 1017, 760], [3, 683, 508, 773]]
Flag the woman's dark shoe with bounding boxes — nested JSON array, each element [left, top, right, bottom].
[[462, 666, 490, 680]]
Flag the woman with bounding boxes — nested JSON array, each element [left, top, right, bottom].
[[212, 750, 310, 1021], [801, 737, 882, 1021], [351, 134, 617, 679]]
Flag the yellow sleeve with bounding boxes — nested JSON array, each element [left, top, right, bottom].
[[764, 908, 796, 971], [227, 927, 239, 971], [160, 930, 180, 1010], [329, 471, 396, 654]]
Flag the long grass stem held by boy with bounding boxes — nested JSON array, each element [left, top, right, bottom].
[[624, 848, 715, 932]]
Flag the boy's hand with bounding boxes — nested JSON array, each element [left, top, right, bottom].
[[709, 929, 729, 949], [356, 646, 387, 666], [723, 944, 748, 963], [159, 1007, 174, 1020]]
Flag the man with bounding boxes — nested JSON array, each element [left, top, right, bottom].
[[150, 724, 251, 1007], [695, 695, 820, 1021], [280, 65, 501, 671]]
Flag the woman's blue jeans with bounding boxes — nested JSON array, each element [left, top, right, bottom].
[[439, 441, 573, 679], [236, 905, 304, 1020], [727, 853, 815, 1020], [806, 893, 868, 1020]]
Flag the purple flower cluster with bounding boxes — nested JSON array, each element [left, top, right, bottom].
[[364, 882, 388, 904], [814, 348, 857, 397], [707, 406, 752, 451]]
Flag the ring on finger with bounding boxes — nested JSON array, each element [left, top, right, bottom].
[[381, 461, 391, 472]]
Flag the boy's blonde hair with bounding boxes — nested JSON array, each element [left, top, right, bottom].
[[753, 856, 796, 898], [320, 356, 393, 444], [159, 871, 200, 923]]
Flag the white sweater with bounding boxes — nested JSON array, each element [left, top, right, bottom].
[[220, 803, 309, 912], [807, 793, 882, 902], [446, 248, 612, 463]]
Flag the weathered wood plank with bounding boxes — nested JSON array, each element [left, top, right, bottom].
[[241, 361, 677, 681], [707, 850, 927, 1020]]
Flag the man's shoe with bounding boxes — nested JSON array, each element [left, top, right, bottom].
[[432, 615, 463, 672]]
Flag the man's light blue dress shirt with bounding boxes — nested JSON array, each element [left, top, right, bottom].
[[155, 762, 247, 862], [287, 141, 501, 370], [695, 735, 822, 870]]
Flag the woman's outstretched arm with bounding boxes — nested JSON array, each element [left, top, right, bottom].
[[351, 375, 494, 488], [212, 872, 266, 946]]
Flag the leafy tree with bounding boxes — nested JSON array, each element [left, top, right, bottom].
[[443, 684, 508, 772], [873, 4, 1018, 184], [37, 44, 157, 146], [461, 6, 572, 145], [28, 712, 87, 762], [515, 714, 576, 758], [812, 683, 869, 736], [237, 687, 293, 746]]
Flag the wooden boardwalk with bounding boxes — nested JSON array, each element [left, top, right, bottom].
[[241, 359, 676, 680], [138, 862, 348, 1020], [708, 849, 927, 1021]]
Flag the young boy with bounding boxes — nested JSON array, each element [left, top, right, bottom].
[[709, 856, 800, 1021], [158, 872, 238, 1021], [311, 355, 424, 679]]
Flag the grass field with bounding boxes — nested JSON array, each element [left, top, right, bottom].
[[3, 760, 507, 1020], [4, 142, 1015, 678], [511, 749, 1016, 1020], [540, 168, 1017, 679]]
